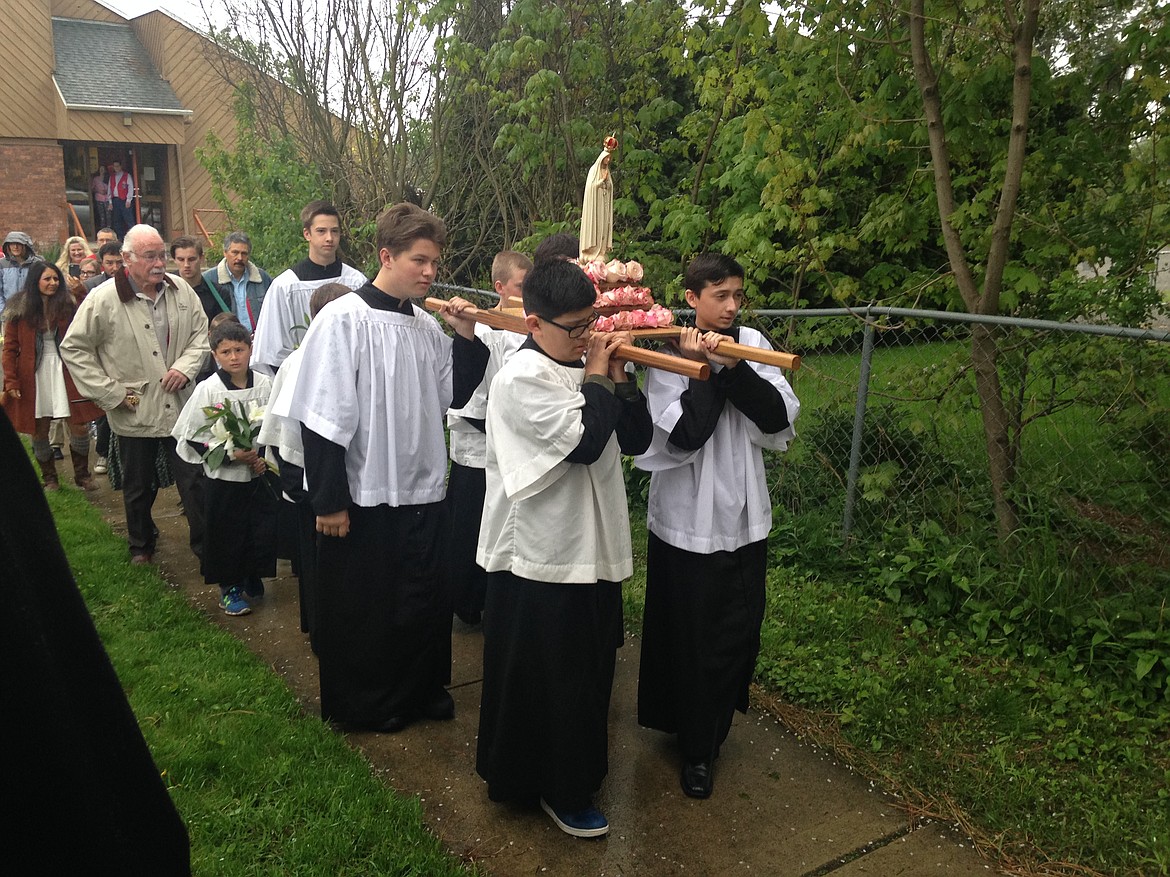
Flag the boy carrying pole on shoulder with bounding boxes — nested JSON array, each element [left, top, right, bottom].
[[634, 253, 800, 799], [475, 257, 653, 838], [446, 250, 532, 626]]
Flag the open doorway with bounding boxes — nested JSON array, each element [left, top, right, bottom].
[[61, 143, 168, 241]]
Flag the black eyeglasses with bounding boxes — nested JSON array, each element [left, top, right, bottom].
[[539, 312, 598, 339]]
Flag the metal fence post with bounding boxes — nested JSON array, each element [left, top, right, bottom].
[[842, 319, 875, 542]]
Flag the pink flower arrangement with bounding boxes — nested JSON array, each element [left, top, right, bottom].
[[594, 304, 674, 332], [595, 286, 655, 308], [579, 259, 608, 285]]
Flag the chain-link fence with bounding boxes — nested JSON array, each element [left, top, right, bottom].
[[748, 306, 1170, 597], [433, 283, 1170, 599]]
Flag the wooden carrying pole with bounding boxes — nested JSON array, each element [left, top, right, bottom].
[[639, 327, 801, 371], [424, 298, 710, 381]]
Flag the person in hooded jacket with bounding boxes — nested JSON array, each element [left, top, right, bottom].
[[0, 231, 44, 313]]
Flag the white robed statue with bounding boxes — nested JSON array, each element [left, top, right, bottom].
[[580, 136, 617, 262]]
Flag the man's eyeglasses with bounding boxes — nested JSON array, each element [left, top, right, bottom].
[[539, 312, 598, 339], [131, 251, 168, 264]]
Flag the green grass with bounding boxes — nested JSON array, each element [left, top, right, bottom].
[[47, 486, 475, 877], [623, 490, 1169, 874]]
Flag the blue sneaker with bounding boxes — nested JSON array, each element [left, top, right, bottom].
[[540, 798, 609, 838], [220, 586, 252, 616]]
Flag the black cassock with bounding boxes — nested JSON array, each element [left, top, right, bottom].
[[0, 408, 191, 875]]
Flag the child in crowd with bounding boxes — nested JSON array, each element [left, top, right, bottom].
[[445, 250, 531, 626], [257, 281, 352, 648], [195, 311, 241, 385], [172, 320, 276, 616], [475, 258, 652, 837], [634, 253, 799, 799]]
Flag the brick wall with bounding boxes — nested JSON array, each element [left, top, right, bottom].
[[0, 140, 67, 254]]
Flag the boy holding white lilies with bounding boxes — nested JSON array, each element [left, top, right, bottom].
[[172, 320, 277, 616]]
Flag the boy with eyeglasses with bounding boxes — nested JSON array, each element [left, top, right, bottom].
[[474, 258, 652, 838]]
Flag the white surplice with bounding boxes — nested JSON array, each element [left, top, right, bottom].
[[477, 348, 633, 584], [257, 345, 306, 470], [635, 326, 800, 553], [172, 370, 273, 482], [250, 262, 367, 374], [446, 321, 525, 468], [276, 293, 453, 508]]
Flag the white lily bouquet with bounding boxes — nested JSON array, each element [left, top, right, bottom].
[[194, 399, 272, 471]]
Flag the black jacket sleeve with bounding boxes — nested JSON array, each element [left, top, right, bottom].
[[720, 362, 790, 434], [615, 381, 653, 455], [667, 376, 728, 451], [271, 446, 307, 502], [301, 424, 351, 515], [450, 332, 490, 411], [564, 381, 625, 465]]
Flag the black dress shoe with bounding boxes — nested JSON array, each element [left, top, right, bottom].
[[421, 690, 455, 721], [454, 608, 482, 626], [681, 760, 713, 799], [372, 715, 413, 733]]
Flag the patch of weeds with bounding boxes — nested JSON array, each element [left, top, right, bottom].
[[756, 568, 1170, 876]]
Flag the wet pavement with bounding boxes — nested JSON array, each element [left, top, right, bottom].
[[91, 482, 998, 876]]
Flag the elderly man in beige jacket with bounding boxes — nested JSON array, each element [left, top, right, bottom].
[[62, 224, 209, 565]]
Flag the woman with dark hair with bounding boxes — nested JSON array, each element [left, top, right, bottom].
[[1, 262, 102, 490], [91, 166, 111, 230]]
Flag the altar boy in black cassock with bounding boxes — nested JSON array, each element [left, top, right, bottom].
[[276, 203, 477, 733], [634, 253, 799, 799], [475, 258, 652, 837]]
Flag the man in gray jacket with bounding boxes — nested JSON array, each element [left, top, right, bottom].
[[0, 231, 44, 312], [61, 224, 208, 565], [202, 231, 272, 331]]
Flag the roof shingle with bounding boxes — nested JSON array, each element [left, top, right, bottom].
[[52, 17, 187, 113]]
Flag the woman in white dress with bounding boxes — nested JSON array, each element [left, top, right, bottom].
[[1, 262, 103, 490]]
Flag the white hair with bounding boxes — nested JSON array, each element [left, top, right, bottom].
[[122, 224, 163, 255]]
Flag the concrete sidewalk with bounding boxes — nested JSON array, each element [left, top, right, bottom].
[[96, 483, 996, 876]]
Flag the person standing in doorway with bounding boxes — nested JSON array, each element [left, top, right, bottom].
[[109, 161, 136, 240], [91, 167, 111, 231]]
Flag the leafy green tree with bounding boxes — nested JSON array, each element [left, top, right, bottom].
[[429, 0, 696, 283], [643, 0, 1168, 543], [197, 90, 325, 272]]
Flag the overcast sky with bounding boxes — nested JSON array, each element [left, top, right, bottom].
[[101, 0, 212, 28]]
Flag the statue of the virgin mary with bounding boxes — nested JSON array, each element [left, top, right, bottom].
[[579, 137, 617, 262]]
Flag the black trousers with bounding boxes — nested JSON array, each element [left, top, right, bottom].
[[315, 502, 451, 727], [447, 461, 490, 621], [637, 533, 767, 763], [118, 435, 205, 560], [477, 573, 623, 810], [112, 202, 135, 239], [95, 416, 110, 458], [201, 475, 277, 587]]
